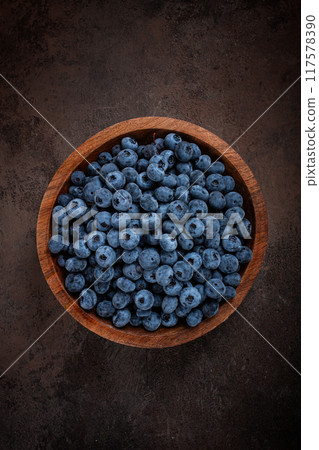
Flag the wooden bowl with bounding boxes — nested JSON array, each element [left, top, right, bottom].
[[37, 117, 268, 348]]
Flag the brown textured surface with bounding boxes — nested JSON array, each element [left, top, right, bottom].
[[37, 117, 268, 347], [0, 1, 300, 449]]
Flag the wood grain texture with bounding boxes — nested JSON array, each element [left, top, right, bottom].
[[36, 117, 268, 348]]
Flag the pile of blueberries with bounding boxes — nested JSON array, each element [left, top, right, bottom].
[[49, 133, 253, 331]]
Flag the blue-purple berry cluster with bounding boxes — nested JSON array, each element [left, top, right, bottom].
[[49, 133, 253, 331]]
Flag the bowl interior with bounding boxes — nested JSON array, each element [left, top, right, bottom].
[[38, 118, 266, 348]]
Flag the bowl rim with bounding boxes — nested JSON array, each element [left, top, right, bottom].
[[36, 116, 268, 348]]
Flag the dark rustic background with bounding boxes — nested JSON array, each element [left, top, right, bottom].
[[0, 1, 300, 449]]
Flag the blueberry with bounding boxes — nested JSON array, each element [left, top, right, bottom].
[[111, 144, 121, 156], [185, 218, 205, 238], [224, 286, 237, 300], [173, 261, 193, 281], [164, 133, 182, 150], [219, 254, 239, 274], [117, 148, 138, 168], [163, 278, 183, 296], [175, 141, 194, 162], [225, 192, 243, 208], [95, 211, 112, 232], [186, 309, 203, 327], [143, 269, 157, 283], [112, 292, 131, 309], [86, 231, 107, 251], [94, 265, 114, 283], [146, 163, 165, 182], [122, 167, 138, 183], [143, 312, 161, 331], [209, 191, 226, 210], [96, 300, 115, 318], [176, 174, 190, 187], [65, 273, 85, 292], [57, 254, 67, 267], [94, 281, 110, 294], [94, 188, 112, 208], [223, 272, 241, 287], [79, 288, 98, 310], [105, 171, 126, 191], [176, 162, 192, 174], [189, 170, 205, 187], [121, 136, 138, 150], [140, 212, 161, 233], [162, 295, 178, 313], [85, 163, 100, 178], [112, 308, 131, 327], [130, 313, 143, 327], [194, 155, 211, 171], [221, 234, 242, 252], [123, 263, 143, 280], [74, 239, 91, 258], [136, 308, 152, 318], [95, 245, 116, 268], [155, 265, 174, 286], [155, 137, 165, 151], [205, 278, 226, 299], [206, 161, 225, 175], [222, 175, 235, 193], [188, 199, 208, 216], [162, 174, 178, 188], [155, 186, 174, 203], [235, 246, 253, 264], [180, 287, 201, 308], [71, 170, 86, 186], [161, 312, 178, 327], [137, 172, 155, 190], [237, 218, 252, 239], [65, 198, 87, 219], [83, 179, 103, 203], [126, 182, 142, 202], [224, 206, 245, 220], [117, 277, 135, 293], [206, 174, 225, 192], [136, 158, 149, 173], [175, 186, 190, 202], [177, 234, 194, 251], [107, 228, 120, 248], [160, 250, 178, 266], [112, 190, 132, 211], [161, 150, 176, 169], [204, 233, 221, 250], [97, 151, 112, 165], [65, 257, 87, 272], [176, 304, 192, 317], [100, 162, 119, 179], [202, 300, 219, 318], [160, 234, 177, 252], [49, 235, 67, 254], [167, 200, 188, 220], [134, 289, 154, 310], [140, 192, 158, 212], [189, 185, 209, 202], [211, 269, 223, 280], [142, 143, 158, 160], [57, 193, 73, 207], [138, 247, 160, 270], [119, 229, 140, 250], [184, 252, 202, 270]]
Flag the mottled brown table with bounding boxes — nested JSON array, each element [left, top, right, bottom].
[[0, 1, 300, 448]]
